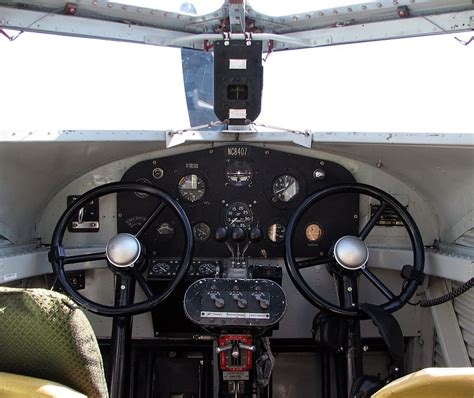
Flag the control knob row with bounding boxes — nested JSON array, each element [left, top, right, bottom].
[[214, 227, 263, 243]]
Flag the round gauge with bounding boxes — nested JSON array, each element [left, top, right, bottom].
[[135, 178, 152, 198], [305, 223, 323, 242], [152, 262, 171, 275], [226, 160, 254, 187], [193, 222, 211, 241], [267, 223, 286, 243], [272, 175, 300, 202], [177, 174, 205, 203], [198, 263, 216, 276], [225, 202, 254, 228]]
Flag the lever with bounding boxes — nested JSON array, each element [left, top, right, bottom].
[[210, 292, 225, 308], [238, 343, 256, 352], [232, 291, 248, 309], [216, 344, 232, 354], [255, 292, 270, 309]]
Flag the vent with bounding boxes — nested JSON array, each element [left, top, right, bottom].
[[453, 282, 474, 366]]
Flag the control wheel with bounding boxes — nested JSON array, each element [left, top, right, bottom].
[[285, 183, 424, 318], [49, 182, 193, 316]]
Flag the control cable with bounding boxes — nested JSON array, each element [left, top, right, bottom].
[[418, 277, 474, 307]]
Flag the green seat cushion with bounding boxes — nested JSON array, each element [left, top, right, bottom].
[[0, 287, 108, 398]]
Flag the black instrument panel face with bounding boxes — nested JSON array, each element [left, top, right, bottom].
[[118, 145, 358, 258]]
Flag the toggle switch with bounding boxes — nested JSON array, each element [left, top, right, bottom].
[[210, 292, 225, 308]]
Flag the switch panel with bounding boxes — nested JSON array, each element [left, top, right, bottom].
[[184, 278, 287, 328]]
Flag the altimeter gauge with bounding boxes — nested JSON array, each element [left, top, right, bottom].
[[177, 174, 205, 203]]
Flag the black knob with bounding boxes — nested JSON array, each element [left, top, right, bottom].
[[214, 227, 228, 242], [249, 227, 263, 242], [231, 227, 246, 242]]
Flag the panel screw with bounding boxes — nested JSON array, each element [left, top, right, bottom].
[[347, 286, 353, 292], [121, 285, 126, 290], [363, 345, 369, 351]]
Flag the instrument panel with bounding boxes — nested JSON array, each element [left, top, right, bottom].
[[117, 145, 358, 258]]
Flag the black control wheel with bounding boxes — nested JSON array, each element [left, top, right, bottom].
[[284, 183, 424, 318], [49, 182, 193, 316]]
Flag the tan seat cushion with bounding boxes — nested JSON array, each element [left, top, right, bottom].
[[0, 372, 86, 398], [373, 367, 474, 397]]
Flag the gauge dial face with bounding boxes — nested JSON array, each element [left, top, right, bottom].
[[198, 263, 216, 276], [225, 202, 254, 228], [267, 223, 286, 243], [226, 160, 254, 187], [177, 174, 205, 203], [152, 262, 171, 275], [272, 175, 300, 202], [193, 222, 211, 241], [305, 223, 323, 242], [156, 222, 175, 241]]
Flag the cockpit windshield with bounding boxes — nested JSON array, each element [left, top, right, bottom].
[[0, 0, 472, 134]]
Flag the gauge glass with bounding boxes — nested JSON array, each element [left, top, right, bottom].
[[135, 178, 151, 198], [226, 160, 254, 187], [272, 175, 299, 202], [198, 263, 216, 276], [267, 223, 286, 243], [225, 202, 254, 228], [152, 262, 171, 275], [177, 174, 205, 202], [305, 223, 323, 242], [193, 222, 211, 241]]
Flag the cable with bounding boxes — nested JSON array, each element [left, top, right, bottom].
[[419, 277, 474, 307]]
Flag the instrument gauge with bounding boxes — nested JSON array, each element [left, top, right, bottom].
[[152, 262, 171, 275], [272, 175, 299, 202], [156, 222, 175, 241], [305, 223, 323, 242], [267, 223, 286, 243], [198, 263, 216, 276], [177, 174, 205, 203], [226, 160, 254, 187], [135, 178, 152, 198], [193, 222, 211, 241], [225, 202, 253, 228]]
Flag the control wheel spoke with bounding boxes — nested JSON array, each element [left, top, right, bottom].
[[359, 202, 386, 240], [361, 267, 396, 300], [296, 256, 334, 269], [133, 269, 154, 300], [63, 252, 106, 265], [135, 202, 166, 239]]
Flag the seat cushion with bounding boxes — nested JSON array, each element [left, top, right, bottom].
[[373, 367, 474, 397], [0, 287, 108, 398], [0, 372, 86, 398]]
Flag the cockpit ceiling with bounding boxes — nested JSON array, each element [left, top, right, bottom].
[[1, 0, 473, 50]]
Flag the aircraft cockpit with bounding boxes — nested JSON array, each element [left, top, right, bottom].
[[1, 1, 473, 397]]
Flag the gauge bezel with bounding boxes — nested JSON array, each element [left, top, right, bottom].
[[272, 174, 300, 203], [225, 160, 254, 188], [192, 222, 212, 242], [135, 178, 152, 198], [304, 223, 324, 243], [177, 173, 207, 203], [267, 222, 286, 244], [224, 201, 254, 228]]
